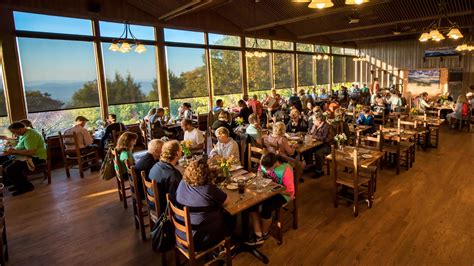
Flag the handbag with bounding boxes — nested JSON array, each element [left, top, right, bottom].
[[151, 202, 175, 252], [99, 148, 116, 180]]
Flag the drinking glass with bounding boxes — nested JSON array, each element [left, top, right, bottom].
[[255, 171, 264, 192], [237, 179, 245, 198]]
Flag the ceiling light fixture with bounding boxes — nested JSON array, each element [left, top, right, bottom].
[[418, 0, 463, 43], [455, 31, 474, 52], [247, 0, 267, 58], [108, 22, 146, 54], [345, 0, 369, 5], [308, 0, 334, 9]]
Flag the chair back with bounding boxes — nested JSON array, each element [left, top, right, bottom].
[[356, 130, 382, 151], [373, 111, 385, 125], [58, 131, 81, 159], [207, 111, 215, 128], [331, 145, 359, 185], [141, 171, 160, 219], [111, 148, 127, 180], [425, 109, 440, 119], [397, 119, 417, 130], [198, 113, 207, 131], [279, 155, 300, 199], [125, 162, 140, 200], [344, 111, 356, 123], [247, 144, 265, 171], [209, 126, 217, 145], [167, 194, 196, 261]]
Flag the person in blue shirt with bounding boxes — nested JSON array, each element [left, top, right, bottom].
[[212, 99, 224, 114], [356, 106, 376, 133], [319, 89, 329, 100]]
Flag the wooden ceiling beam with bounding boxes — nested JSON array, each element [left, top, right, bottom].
[[243, 0, 391, 32], [299, 10, 474, 39], [334, 25, 471, 43]]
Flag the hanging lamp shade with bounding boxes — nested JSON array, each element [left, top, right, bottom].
[[447, 27, 463, 39], [429, 29, 441, 39], [323, 55, 329, 60], [119, 42, 131, 53], [345, 0, 369, 5], [292, 0, 311, 2], [308, 0, 334, 9], [419, 32, 430, 42], [135, 44, 147, 53], [108, 43, 120, 52]]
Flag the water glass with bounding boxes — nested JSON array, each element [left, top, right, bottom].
[[237, 179, 245, 198]]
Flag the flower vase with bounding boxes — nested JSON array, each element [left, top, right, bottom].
[[222, 166, 230, 180], [337, 143, 344, 151]]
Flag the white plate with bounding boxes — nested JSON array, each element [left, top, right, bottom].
[[226, 183, 238, 190], [361, 154, 373, 159], [229, 165, 243, 171]]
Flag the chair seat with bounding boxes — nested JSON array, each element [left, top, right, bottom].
[[383, 145, 410, 154], [336, 173, 370, 188]]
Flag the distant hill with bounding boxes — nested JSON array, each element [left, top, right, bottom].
[[25, 80, 154, 103]]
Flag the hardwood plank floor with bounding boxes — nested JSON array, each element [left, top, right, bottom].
[[3, 127, 473, 265]]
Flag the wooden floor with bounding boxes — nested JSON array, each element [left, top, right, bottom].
[[4, 127, 474, 266]]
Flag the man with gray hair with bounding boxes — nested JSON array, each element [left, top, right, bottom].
[[134, 139, 164, 197], [210, 127, 240, 165]]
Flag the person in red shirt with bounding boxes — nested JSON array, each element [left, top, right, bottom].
[[247, 94, 263, 119]]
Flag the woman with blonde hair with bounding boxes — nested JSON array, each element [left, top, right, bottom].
[[176, 158, 235, 251], [149, 140, 182, 213], [114, 132, 138, 177], [447, 95, 469, 128], [264, 122, 295, 157]]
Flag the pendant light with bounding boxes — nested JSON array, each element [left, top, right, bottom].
[[308, 0, 334, 9], [108, 22, 146, 54], [418, 0, 463, 43], [345, 0, 369, 5], [246, 0, 267, 58], [447, 27, 463, 39]]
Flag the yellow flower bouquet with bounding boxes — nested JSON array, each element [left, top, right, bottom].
[[220, 155, 235, 178], [181, 140, 192, 158]]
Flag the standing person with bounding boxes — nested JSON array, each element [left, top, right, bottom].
[[114, 132, 138, 179], [176, 159, 234, 251], [149, 140, 183, 213], [182, 119, 205, 152], [100, 114, 126, 149], [246, 152, 295, 245], [0, 122, 47, 196], [247, 94, 263, 120], [310, 114, 333, 177], [63, 116, 97, 152], [237, 99, 253, 124], [209, 127, 240, 165], [370, 78, 380, 95], [134, 139, 164, 198], [263, 89, 281, 116]]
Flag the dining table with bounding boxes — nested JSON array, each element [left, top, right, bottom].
[[349, 124, 372, 134], [379, 127, 418, 141]]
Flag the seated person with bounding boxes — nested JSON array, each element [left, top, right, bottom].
[[247, 152, 295, 245], [247, 94, 263, 119], [447, 95, 469, 128], [356, 106, 376, 133], [63, 116, 98, 153], [0, 122, 47, 196], [286, 109, 308, 133], [181, 119, 205, 153], [303, 102, 314, 117], [310, 114, 333, 177], [373, 95, 386, 113], [237, 99, 253, 124], [263, 89, 281, 115], [288, 91, 302, 112], [209, 127, 240, 165], [418, 92, 432, 113], [327, 97, 340, 119], [264, 122, 295, 157], [273, 104, 289, 124], [134, 139, 164, 198], [347, 99, 356, 112], [176, 159, 234, 251], [319, 89, 329, 100], [333, 109, 351, 138], [148, 108, 168, 139], [246, 114, 263, 146], [212, 111, 236, 139], [114, 132, 138, 179], [149, 140, 183, 213], [178, 102, 193, 120], [212, 99, 224, 116], [307, 106, 323, 131], [19, 119, 34, 129], [100, 114, 126, 148], [140, 108, 157, 138], [387, 93, 402, 112]]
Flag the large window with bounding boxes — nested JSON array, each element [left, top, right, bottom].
[[100, 21, 155, 40], [316, 60, 329, 85], [296, 43, 313, 52], [245, 38, 271, 49], [166, 46, 209, 116], [273, 40, 293, 51], [0, 63, 9, 136], [210, 49, 242, 105], [208, 34, 240, 47], [14, 12, 93, 36], [332, 56, 345, 84], [297, 54, 313, 87], [102, 43, 158, 124], [273, 53, 294, 90], [345, 57, 356, 83], [315, 45, 329, 53], [17, 38, 100, 135], [247, 54, 271, 92]]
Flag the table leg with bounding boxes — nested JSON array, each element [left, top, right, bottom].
[[233, 211, 270, 264]]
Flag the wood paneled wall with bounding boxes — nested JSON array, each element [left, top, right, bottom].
[[360, 39, 474, 94]]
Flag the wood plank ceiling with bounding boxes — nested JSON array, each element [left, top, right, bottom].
[[129, 0, 474, 45]]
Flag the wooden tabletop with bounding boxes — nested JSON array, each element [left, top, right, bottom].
[[409, 116, 445, 126], [349, 124, 372, 133], [295, 139, 325, 154], [380, 127, 417, 141], [326, 146, 384, 168]]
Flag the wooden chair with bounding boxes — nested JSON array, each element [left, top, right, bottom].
[[458, 109, 472, 132], [207, 111, 215, 129], [247, 143, 265, 172], [373, 111, 385, 126], [344, 111, 356, 124], [208, 126, 217, 145], [382, 135, 410, 175], [397, 119, 417, 166], [167, 194, 232, 266], [111, 148, 132, 209], [58, 131, 100, 179], [126, 163, 148, 241], [26, 134, 51, 184], [140, 171, 160, 229], [332, 146, 374, 217], [275, 155, 300, 245], [355, 132, 381, 191]]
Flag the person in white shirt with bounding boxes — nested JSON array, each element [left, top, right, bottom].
[[418, 92, 431, 112], [63, 116, 95, 151], [181, 119, 204, 153], [210, 127, 240, 165], [387, 92, 401, 112]]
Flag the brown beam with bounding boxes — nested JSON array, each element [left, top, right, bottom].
[[92, 19, 108, 121], [244, 0, 391, 32], [299, 10, 474, 39], [155, 26, 170, 108], [0, 7, 27, 122], [334, 25, 472, 43], [240, 36, 248, 98]]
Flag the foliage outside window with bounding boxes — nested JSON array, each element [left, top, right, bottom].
[[164, 28, 205, 44], [102, 43, 158, 123], [166, 46, 209, 116], [208, 34, 240, 47], [273, 40, 293, 51], [315, 45, 329, 53], [316, 59, 329, 85], [296, 43, 313, 52], [345, 57, 356, 82], [332, 47, 344, 55], [0, 64, 9, 136], [297, 54, 313, 87], [14, 12, 93, 36], [247, 54, 272, 92], [245, 38, 271, 49], [273, 53, 294, 90], [210, 49, 242, 96], [17, 38, 101, 135], [332, 56, 345, 84]]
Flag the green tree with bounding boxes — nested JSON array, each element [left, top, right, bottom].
[[67, 80, 99, 108], [0, 90, 7, 117], [26, 90, 64, 112]]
